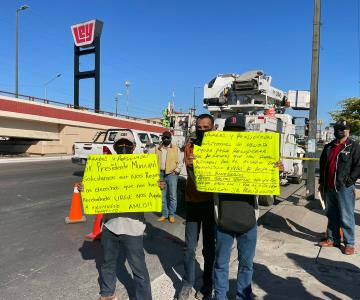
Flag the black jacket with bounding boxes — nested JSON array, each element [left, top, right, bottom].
[[319, 138, 360, 190]]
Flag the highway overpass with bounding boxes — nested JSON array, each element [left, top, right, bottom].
[[0, 91, 164, 155]]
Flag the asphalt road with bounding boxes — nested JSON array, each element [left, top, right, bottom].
[[0, 160, 304, 299]]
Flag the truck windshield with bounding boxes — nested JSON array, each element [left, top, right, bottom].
[[150, 134, 160, 144], [137, 133, 150, 144]]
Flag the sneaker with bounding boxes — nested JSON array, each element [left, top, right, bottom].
[[98, 295, 117, 300], [169, 216, 176, 223], [178, 285, 192, 300], [157, 216, 167, 222]]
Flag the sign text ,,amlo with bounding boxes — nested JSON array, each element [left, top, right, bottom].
[[81, 154, 162, 214]]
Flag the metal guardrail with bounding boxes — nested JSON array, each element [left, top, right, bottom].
[[0, 90, 162, 125]]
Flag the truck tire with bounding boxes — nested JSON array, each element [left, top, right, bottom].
[[292, 175, 302, 184], [258, 195, 275, 206]]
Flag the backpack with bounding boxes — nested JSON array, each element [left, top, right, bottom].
[[215, 193, 257, 234]]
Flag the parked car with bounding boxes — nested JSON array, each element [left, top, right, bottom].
[[72, 128, 161, 164]]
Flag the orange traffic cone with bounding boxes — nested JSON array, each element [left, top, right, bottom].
[[65, 186, 86, 224], [85, 214, 103, 241]]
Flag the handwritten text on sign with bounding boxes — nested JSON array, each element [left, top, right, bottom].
[[81, 154, 162, 214], [193, 131, 280, 195]]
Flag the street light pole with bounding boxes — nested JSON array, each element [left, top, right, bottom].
[[115, 93, 122, 117], [306, 0, 321, 200], [44, 73, 61, 100], [125, 80, 131, 115], [15, 5, 29, 98]]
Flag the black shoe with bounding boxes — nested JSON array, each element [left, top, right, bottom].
[[178, 285, 192, 300], [195, 286, 212, 300]]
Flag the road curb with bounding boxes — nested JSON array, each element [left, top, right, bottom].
[[0, 155, 72, 164]]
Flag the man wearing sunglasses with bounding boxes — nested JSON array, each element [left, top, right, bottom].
[[155, 130, 182, 223]]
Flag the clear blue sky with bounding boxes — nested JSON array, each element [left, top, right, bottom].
[[0, 1, 359, 125]]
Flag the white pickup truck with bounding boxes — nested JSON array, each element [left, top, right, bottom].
[[72, 128, 161, 164]]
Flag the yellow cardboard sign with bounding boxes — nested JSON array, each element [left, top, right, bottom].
[[193, 131, 280, 195], [81, 154, 162, 214]]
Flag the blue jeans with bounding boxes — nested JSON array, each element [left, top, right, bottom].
[[100, 227, 152, 300], [160, 171, 178, 217], [325, 185, 356, 246], [182, 201, 215, 290], [214, 225, 257, 300]]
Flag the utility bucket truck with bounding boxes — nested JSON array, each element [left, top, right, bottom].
[[203, 70, 305, 206]]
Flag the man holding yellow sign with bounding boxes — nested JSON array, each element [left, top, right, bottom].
[[78, 130, 165, 300], [193, 115, 282, 300]]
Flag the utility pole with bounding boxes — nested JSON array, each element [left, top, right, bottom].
[[306, 0, 321, 200], [125, 80, 130, 115], [115, 93, 122, 117], [15, 5, 29, 98]]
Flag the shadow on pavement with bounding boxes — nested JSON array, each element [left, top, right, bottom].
[[285, 218, 322, 242], [250, 263, 323, 300], [287, 253, 360, 299], [144, 222, 185, 298], [258, 212, 322, 243]]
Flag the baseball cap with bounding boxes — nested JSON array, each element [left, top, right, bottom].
[[162, 131, 172, 138], [333, 120, 350, 131], [113, 130, 136, 145], [224, 115, 246, 130]]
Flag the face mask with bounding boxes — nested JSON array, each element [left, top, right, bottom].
[[334, 130, 345, 140], [162, 139, 171, 146], [116, 145, 133, 154], [195, 130, 207, 145]]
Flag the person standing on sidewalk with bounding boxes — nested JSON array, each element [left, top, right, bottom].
[[212, 115, 258, 300], [213, 115, 283, 300], [77, 131, 165, 300], [178, 114, 216, 300], [156, 130, 182, 223], [318, 120, 360, 255]]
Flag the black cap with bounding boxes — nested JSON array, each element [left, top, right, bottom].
[[333, 120, 350, 131], [224, 115, 246, 130], [162, 131, 172, 138]]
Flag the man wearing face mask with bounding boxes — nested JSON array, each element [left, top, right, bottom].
[[156, 130, 182, 223], [77, 130, 165, 300], [319, 120, 360, 255], [178, 114, 215, 300]]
